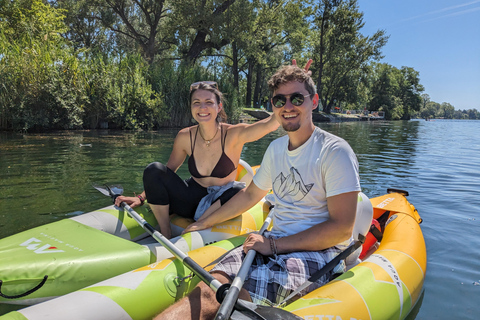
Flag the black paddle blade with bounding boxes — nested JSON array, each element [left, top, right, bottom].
[[92, 184, 124, 197], [230, 300, 302, 320]]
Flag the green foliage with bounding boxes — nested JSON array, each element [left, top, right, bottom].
[[2, 0, 465, 130], [307, 0, 388, 113], [0, 0, 83, 131], [416, 100, 479, 120], [149, 60, 244, 126], [83, 54, 166, 130], [0, 0, 67, 43], [368, 63, 424, 120]]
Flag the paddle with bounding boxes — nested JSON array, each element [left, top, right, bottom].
[[275, 235, 365, 308], [214, 208, 274, 320], [93, 184, 222, 291], [94, 184, 301, 320]]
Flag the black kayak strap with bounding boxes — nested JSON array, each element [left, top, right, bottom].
[[369, 223, 383, 242], [277, 234, 365, 307], [0, 275, 48, 299]]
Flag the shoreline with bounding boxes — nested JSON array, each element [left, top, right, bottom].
[[242, 109, 385, 122]]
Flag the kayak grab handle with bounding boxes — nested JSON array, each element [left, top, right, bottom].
[[0, 275, 48, 299]]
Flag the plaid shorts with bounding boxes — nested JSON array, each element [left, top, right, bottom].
[[211, 241, 344, 306]]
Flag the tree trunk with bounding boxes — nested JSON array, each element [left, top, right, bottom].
[[245, 60, 254, 108], [253, 64, 263, 108], [232, 42, 239, 91]]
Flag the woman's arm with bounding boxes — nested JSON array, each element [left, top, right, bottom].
[[182, 182, 269, 233], [166, 128, 190, 172], [114, 129, 190, 209], [231, 114, 279, 145]]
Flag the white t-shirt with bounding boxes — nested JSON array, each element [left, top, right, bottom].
[[253, 127, 361, 243]]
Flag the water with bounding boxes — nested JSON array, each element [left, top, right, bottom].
[[1, 119, 480, 318]]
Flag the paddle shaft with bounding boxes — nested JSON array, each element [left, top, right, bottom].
[[214, 209, 274, 320], [96, 186, 299, 319], [116, 197, 222, 292]]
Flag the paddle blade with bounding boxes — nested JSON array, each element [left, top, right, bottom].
[[92, 184, 124, 197], [92, 184, 111, 196], [108, 184, 124, 196]]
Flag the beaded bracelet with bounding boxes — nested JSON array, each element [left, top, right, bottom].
[[269, 237, 278, 256], [136, 194, 145, 206]]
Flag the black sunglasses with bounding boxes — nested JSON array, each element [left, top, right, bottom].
[[272, 92, 311, 108], [190, 81, 218, 90]]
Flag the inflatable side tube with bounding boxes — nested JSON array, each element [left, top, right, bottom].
[[0, 219, 154, 306], [71, 205, 157, 241], [0, 236, 247, 320]]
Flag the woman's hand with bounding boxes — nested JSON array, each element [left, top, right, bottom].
[[114, 195, 142, 208], [243, 233, 271, 255], [292, 58, 312, 76], [182, 220, 210, 234]]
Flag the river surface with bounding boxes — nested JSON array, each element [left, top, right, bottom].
[[1, 119, 480, 318]]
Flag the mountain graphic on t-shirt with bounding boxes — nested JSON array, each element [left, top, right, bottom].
[[273, 167, 314, 201]]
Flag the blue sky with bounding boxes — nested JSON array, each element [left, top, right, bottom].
[[358, 0, 480, 110]]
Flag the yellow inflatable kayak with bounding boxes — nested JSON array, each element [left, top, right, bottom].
[[0, 189, 426, 319]]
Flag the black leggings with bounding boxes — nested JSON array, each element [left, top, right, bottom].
[[143, 162, 243, 219]]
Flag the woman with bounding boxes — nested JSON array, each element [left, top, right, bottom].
[[115, 81, 279, 239]]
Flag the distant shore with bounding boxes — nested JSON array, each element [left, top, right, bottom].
[[242, 108, 385, 123]]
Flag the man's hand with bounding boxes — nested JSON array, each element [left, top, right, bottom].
[[114, 195, 141, 208], [243, 233, 272, 255]]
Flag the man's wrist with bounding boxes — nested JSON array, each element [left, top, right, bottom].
[[269, 237, 278, 257]]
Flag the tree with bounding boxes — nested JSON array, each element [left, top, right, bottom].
[[174, 0, 242, 63], [50, 0, 115, 53], [212, 0, 309, 108], [0, 0, 84, 131], [436, 102, 455, 119], [308, 0, 388, 113], [420, 101, 439, 119], [368, 63, 423, 120], [421, 93, 430, 109], [54, 0, 176, 63], [397, 66, 423, 119]]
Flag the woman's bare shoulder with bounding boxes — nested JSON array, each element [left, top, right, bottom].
[[174, 126, 196, 146], [177, 126, 195, 136]]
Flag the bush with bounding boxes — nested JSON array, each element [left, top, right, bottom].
[[84, 54, 167, 130]]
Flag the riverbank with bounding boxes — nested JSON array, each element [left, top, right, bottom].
[[242, 108, 385, 122]]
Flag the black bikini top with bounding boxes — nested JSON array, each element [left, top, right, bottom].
[[188, 125, 237, 179]]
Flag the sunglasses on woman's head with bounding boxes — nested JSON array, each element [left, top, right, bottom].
[[190, 81, 218, 90], [272, 92, 311, 108]]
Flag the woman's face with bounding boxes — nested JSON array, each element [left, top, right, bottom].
[[191, 89, 221, 123]]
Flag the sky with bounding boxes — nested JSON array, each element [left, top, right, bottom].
[[357, 0, 480, 110]]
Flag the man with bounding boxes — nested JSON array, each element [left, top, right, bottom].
[[156, 65, 361, 319]]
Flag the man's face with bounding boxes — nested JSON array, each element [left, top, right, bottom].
[[271, 81, 318, 132]]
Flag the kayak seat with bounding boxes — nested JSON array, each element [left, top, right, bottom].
[[345, 192, 374, 269], [275, 192, 374, 307]]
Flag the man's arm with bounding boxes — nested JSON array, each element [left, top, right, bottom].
[[245, 191, 358, 255], [182, 182, 270, 233]]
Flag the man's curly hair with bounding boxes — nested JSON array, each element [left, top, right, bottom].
[[267, 65, 316, 96]]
